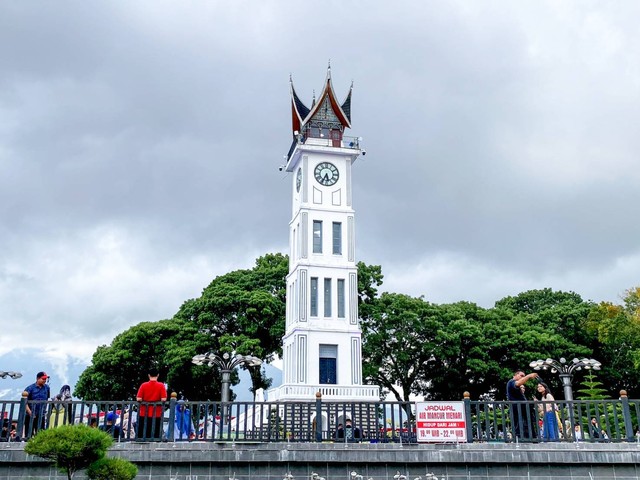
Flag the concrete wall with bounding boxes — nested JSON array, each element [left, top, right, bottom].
[[2, 442, 640, 480]]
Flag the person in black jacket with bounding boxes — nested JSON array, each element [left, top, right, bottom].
[[335, 419, 361, 442]]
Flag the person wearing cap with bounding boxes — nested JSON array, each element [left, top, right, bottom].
[[24, 371, 51, 436], [99, 411, 122, 439], [136, 368, 167, 441]]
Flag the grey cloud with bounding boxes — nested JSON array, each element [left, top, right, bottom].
[[0, 1, 638, 371]]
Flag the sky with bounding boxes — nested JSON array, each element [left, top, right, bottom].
[[1, 1, 639, 397]]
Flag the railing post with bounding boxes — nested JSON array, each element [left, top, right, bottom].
[[463, 391, 473, 443], [16, 391, 28, 441], [620, 390, 634, 442], [315, 391, 322, 442], [167, 392, 177, 441]]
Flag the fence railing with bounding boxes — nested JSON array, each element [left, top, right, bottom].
[[2, 390, 638, 444]]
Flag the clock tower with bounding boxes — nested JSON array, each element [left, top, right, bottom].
[[269, 67, 380, 402]]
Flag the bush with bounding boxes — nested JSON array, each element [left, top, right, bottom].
[[87, 457, 138, 480], [24, 424, 113, 480]]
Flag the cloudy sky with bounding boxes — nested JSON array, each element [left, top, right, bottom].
[[1, 1, 639, 394]]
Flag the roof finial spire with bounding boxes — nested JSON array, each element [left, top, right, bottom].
[[327, 59, 331, 78]]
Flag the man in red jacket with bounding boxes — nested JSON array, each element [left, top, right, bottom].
[[136, 368, 167, 441]]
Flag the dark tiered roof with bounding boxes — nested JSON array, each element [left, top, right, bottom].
[[290, 68, 353, 134]]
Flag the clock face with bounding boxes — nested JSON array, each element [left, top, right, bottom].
[[296, 168, 302, 192], [314, 162, 339, 186]]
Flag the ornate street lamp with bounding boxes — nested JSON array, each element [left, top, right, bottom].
[[529, 357, 601, 401], [0, 371, 22, 379], [191, 352, 262, 404]]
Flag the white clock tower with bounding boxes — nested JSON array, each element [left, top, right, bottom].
[[269, 68, 380, 402]]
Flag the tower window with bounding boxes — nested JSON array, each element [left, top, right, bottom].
[[324, 278, 332, 317], [310, 277, 318, 317], [313, 220, 323, 253], [337, 279, 345, 318], [332, 222, 342, 255]]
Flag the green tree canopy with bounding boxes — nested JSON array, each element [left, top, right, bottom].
[[174, 253, 289, 397], [362, 288, 597, 401], [361, 292, 442, 402], [75, 317, 215, 401], [75, 248, 638, 404], [584, 287, 640, 395]]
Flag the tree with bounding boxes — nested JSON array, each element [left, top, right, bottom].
[[87, 458, 138, 480], [24, 424, 113, 480], [424, 302, 499, 400], [494, 288, 594, 349], [356, 261, 383, 306], [174, 253, 289, 398], [491, 289, 595, 398], [75, 318, 215, 401], [576, 371, 609, 400], [584, 286, 640, 395], [361, 293, 443, 402], [362, 288, 597, 402]]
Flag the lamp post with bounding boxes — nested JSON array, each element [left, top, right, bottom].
[[529, 357, 601, 401], [191, 352, 262, 404], [0, 371, 22, 380]]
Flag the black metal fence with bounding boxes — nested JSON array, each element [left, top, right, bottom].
[[2, 391, 638, 444]]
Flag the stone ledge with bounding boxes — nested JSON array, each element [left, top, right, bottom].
[[3, 441, 640, 465]]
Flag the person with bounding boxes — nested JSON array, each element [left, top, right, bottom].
[[506, 369, 538, 440], [333, 423, 344, 439], [120, 405, 136, 440], [589, 417, 601, 440], [346, 419, 361, 441], [169, 400, 195, 440], [49, 385, 73, 427], [136, 368, 167, 441], [335, 418, 361, 442], [535, 382, 558, 441], [99, 412, 122, 439], [1, 419, 11, 441], [24, 371, 51, 436], [574, 424, 583, 441]]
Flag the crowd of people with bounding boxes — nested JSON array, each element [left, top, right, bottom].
[[1, 367, 628, 443], [1, 368, 196, 442]]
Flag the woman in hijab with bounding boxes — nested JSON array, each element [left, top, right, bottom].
[[536, 382, 559, 440], [170, 400, 195, 440], [49, 385, 73, 427]]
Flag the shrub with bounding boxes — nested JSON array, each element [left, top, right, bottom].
[[87, 457, 138, 480], [24, 424, 113, 480]]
